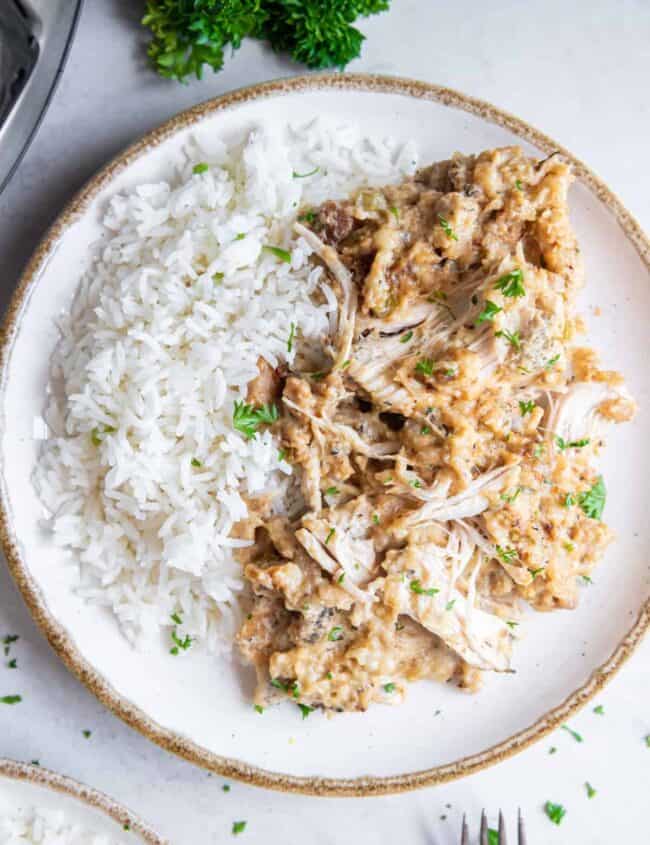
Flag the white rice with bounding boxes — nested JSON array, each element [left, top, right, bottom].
[[0, 808, 121, 845], [33, 120, 418, 654]]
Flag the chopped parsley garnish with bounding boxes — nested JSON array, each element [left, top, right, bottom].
[[298, 210, 316, 224], [580, 575, 593, 585], [171, 612, 183, 625], [563, 493, 576, 508], [297, 703, 314, 719], [549, 746, 557, 754], [326, 672, 333, 680], [31, 760, 39, 766], [585, 782, 597, 799], [400, 330, 413, 343], [123, 823, 131, 832], [409, 479, 422, 488], [337, 573, 345, 584], [290, 681, 300, 699], [3, 635, 18, 657], [445, 599, 456, 611], [506, 620, 519, 630], [389, 206, 399, 222], [192, 162, 209, 174], [190, 457, 202, 467], [494, 268, 525, 298], [544, 802, 566, 825], [437, 214, 458, 241], [495, 328, 521, 349], [383, 682, 396, 693], [420, 425, 431, 435], [533, 443, 545, 459], [564, 541, 575, 552], [328, 626, 343, 641], [339, 359, 351, 370], [82, 730, 91, 738], [372, 513, 380, 525], [232, 401, 278, 440], [287, 322, 296, 353], [561, 724, 583, 743], [222, 784, 231, 792], [310, 371, 326, 381], [645, 735, 650, 748], [270, 678, 287, 691], [545, 354, 561, 369], [254, 704, 264, 714], [325, 486, 340, 496], [501, 487, 521, 504], [487, 831, 499, 845], [170, 630, 192, 655], [578, 476, 606, 520], [519, 400, 536, 416], [325, 527, 335, 545], [235, 233, 246, 241], [7, 658, 17, 669], [529, 567, 546, 579], [232, 821, 247, 835], [593, 705, 605, 715], [0, 695, 21, 704], [475, 300, 502, 325], [278, 449, 287, 462], [415, 358, 435, 377], [555, 436, 590, 451], [263, 245, 291, 263], [90, 425, 116, 446], [292, 166, 319, 178], [410, 579, 439, 597], [213, 272, 224, 283], [496, 545, 518, 564], [515, 179, 523, 191]]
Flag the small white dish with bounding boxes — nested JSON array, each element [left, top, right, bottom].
[[0, 759, 166, 842], [1, 75, 648, 795]]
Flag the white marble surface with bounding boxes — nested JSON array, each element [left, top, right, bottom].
[[0, 0, 648, 842]]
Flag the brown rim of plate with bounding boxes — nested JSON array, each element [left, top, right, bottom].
[[0, 73, 649, 798], [0, 758, 167, 842]]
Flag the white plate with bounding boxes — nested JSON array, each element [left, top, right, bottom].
[[0, 760, 165, 842], [1, 75, 648, 795]]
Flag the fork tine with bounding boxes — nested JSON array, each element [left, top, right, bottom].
[[479, 810, 489, 845], [517, 808, 527, 845], [498, 809, 507, 845], [460, 814, 469, 845]]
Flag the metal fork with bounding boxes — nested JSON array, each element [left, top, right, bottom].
[[460, 809, 527, 844]]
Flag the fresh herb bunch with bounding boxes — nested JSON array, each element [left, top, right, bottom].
[[142, 0, 390, 81]]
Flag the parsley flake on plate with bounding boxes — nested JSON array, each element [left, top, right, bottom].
[[328, 626, 344, 642], [232, 401, 278, 440], [400, 330, 413, 343], [292, 166, 319, 178], [263, 245, 292, 263], [475, 300, 502, 325], [494, 268, 525, 298], [297, 703, 314, 719], [410, 579, 439, 597], [232, 820, 247, 835], [519, 400, 536, 416], [544, 801, 566, 825], [287, 321, 296, 353], [585, 781, 597, 799], [437, 214, 458, 241], [561, 724, 583, 742], [593, 705, 605, 715], [0, 695, 21, 705], [415, 358, 435, 376], [495, 328, 521, 349], [192, 162, 209, 175], [383, 682, 396, 693], [496, 545, 518, 564], [578, 476, 606, 520]]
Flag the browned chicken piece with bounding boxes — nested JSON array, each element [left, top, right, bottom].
[[235, 145, 635, 715]]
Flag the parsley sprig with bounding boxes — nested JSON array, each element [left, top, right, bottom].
[[233, 401, 278, 440], [578, 476, 606, 520], [494, 268, 525, 298]]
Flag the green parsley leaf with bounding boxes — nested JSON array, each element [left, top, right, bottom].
[[501, 487, 521, 504], [254, 704, 264, 714], [496, 545, 518, 564], [191, 457, 202, 467], [297, 703, 314, 719], [410, 579, 439, 597], [372, 513, 380, 525], [234, 233, 246, 241], [580, 575, 593, 584], [475, 300, 502, 325], [325, 486, 340, 496], [400, 330, 413, 343], [529, 567, 546, 579], [533, 443, 545, 459], [193, 162, 209, 175], [287, 322, 296, 353], [593, 705, 605, 715], [337, 573, 345, 584], [7, 658, 17, 669], [415, 358, 435, 376], [383, 682, 396, 693], [325, 527, 335, 545], [545, 802, 566, 825], [487, 830, 499, 845], [645, 735, 650, 748], [389, 206, 399, 222], [292, 166, 319, 178], [545, 354, 561, 369], [578, 476, 606, 520], [310, 371, 326, 381], [263, 245, 292, 263], [519, 400, 536, 416], [213, 272, 224, 284], [549, 746, 557, 754], [506, 620, 519, 630], [298, 210, 316, 224], [555, 436, 590, 451], [0, 695, 21, 705], [270, 678, 288, 691], [494, 268, 525, 298], [515, 179, 523, 191], [563, 493, 576, 507], [328, 626, 344, 641], [585, 782, 597, 799], [170, 630, 192, 653], [421, 425, 432, 435], [123, 823, 130, 832], [232, 820, 247, 835], [232, 401, 279, 440], [82, 730, 91, 739], [171, 612, 183, 625], [409, 479, 422, 488], [90, 425, 116, 446], [278, 449, 287, 462], [437, 214, 458, 241], [561, 724, 583, 743], [495, 328, 521, 349], [445, 599, 456, 611], [222, 784, 231, 793], [564, 541, 575, 552]]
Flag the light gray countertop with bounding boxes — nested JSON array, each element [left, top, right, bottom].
[[1, 1, 648, 842]]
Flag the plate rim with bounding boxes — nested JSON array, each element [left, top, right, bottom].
[[1, 72, 648, 797], [0, 758, 166, 842]]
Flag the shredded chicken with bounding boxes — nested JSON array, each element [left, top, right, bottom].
[[234, 146, 636, 714]]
